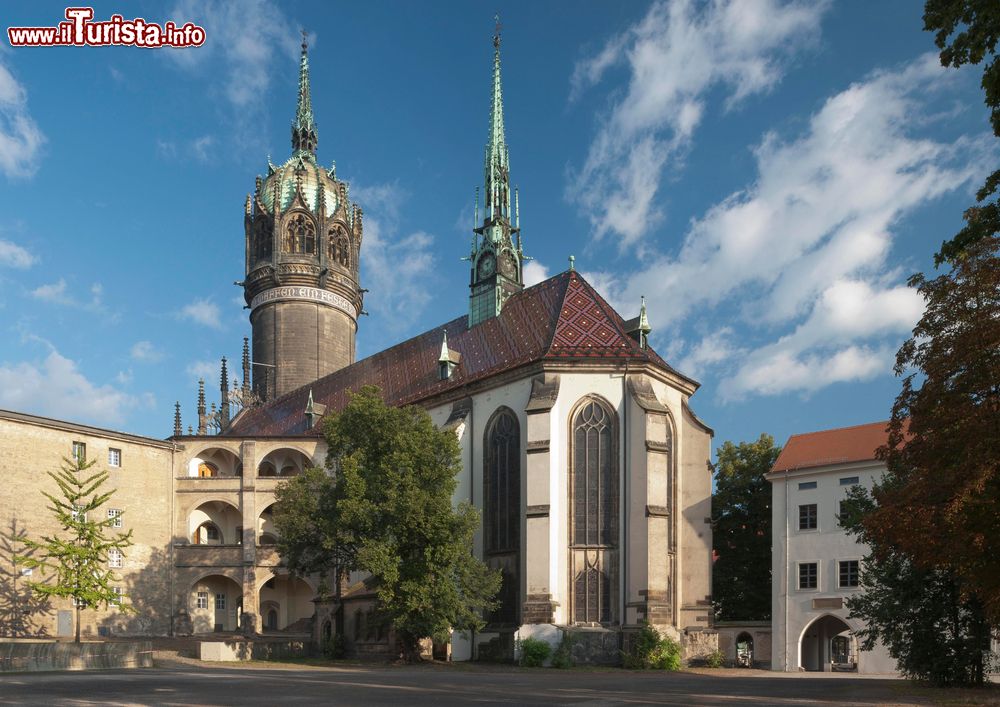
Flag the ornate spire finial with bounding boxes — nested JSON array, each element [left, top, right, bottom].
[[569, 254, 575, 272], [242, 337, 251, 396], [494, 12, 502, 48], [291, 29, 317, 156], [173, 401, 182, 436]]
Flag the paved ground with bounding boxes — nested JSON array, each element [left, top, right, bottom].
[[0, 662, 945, 707]]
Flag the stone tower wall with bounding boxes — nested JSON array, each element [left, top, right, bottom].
[[250, 300, 356, 399]]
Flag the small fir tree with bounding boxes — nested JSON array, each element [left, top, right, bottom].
[[18, 454, 134, 642]]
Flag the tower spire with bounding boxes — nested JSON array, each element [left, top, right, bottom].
[[485, 13, 509, 227], [468, 15, 524, 328], [291, 30, 318, 156]]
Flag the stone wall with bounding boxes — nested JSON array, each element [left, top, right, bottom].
[[0, 640, 153, 672]]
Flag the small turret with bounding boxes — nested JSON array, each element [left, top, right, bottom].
[[220, 357, 230, 427], [196, 379, 207, 435]]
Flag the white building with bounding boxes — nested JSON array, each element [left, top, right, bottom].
[[768, 422, 896, 674]]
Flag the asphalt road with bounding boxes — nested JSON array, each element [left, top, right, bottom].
[[0, 665, 923, 706]]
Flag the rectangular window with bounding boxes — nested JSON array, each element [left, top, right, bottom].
[[799, 503, 818, 530], [108, 448, 121, 467], [107, 508, 123, 528], [799, 562, 818, 590], [798, 481, 817, 490], [839, 476, 859, 486], [111, 587, 124, 605], [839, 500, 850, 520], [205, 526, 219, 541], [839, 560, 860, 588], [108, 548, 123, 569], [197, 591, 208, 610], [71, 505, 86, 522], [215, 593, 226, 611], [72, 441, 86, 463]]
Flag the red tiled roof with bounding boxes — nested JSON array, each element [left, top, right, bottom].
[[226, 271, 687, 437], [770, 421, 891, 473]]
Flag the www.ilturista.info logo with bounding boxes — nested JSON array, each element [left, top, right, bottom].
[[8, 7, 206, 48]]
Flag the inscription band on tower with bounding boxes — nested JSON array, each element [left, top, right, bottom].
[[250, 286, 357, 320]]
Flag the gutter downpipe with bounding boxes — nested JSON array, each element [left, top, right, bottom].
[[622, 362, 629, 632], [470, 400, 476, 659], [784, 468, 790, 671]]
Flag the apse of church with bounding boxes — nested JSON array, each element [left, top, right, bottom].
[[242, 36, 365, 400]]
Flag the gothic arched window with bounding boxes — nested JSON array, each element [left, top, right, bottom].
[[253, 219, 271, 262], [484, 407, 520, 626], [569, 397, 618, 624], [328, 227, 351, 268], [284, 213, 315, 254]]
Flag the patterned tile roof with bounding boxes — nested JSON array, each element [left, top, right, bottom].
[[225, 271, 688, 437]]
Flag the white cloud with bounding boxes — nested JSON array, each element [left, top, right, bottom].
[[165, 0, 299, 108], [156, 135, 215, 162], [569, 0, 828, 249], [591, 54, 990, 399], [523, 261, 551, 287], [31, 278, 106, 312], [130, 340, 164, 362], [719, 281, 922, 399], [0, 239, 35, 268], [677, 327, 745, 381], [179, 298, 223, 329], [351, 182, 438, 327], [0, 349, 137, 426], [186, 360, 217, 381], [0, 58, 45, 179]]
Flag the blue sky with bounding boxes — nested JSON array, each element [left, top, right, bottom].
[[0, 1, 992, 454]]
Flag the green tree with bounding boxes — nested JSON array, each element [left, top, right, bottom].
[[840, 486, 994, 686], [924, 0, 1000, 264], [17, 455, 134, 642], [275, 386, 500, 660], [711, 434, 780, 622]]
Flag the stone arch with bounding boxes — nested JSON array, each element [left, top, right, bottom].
[[188, 500, 241, 545], [736, 631, 754, 667], [257, 502, 278, 545], [567, 394, 619, 625], [258, 447, 313, 477], [189, 574, 242, 633], [258, 574, 316, 632], [798, 614, 857, 672], [187, 447, 242, 478]]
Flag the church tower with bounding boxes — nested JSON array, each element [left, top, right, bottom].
[[468, 20, 524, 328], [243, 35, 364, 400]]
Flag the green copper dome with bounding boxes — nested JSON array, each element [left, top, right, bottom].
[[258, 153, 341, 215]]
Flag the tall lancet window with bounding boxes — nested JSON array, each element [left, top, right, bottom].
[[484, 407, 520, 626], [569, 398, 618, 624]]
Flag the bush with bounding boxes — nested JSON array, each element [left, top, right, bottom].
[[622, 622, 681, 670], [704, 649, 725, 668], [322, 634, 347, 659], [550, 632, 575, 669], [517, 636, 552, 667]]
